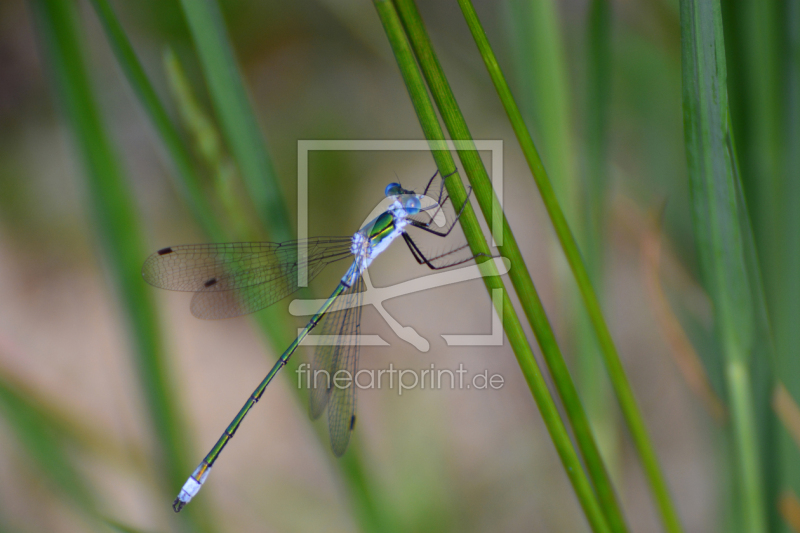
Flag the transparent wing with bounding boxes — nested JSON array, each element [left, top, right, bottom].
[[309, 276, 365, 457], [408, 208, 438, 227], [142, 238, 353, 319], [142, 238, 353, 292]]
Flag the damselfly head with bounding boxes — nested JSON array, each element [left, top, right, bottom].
[[384, 182, 403, 197], [384, 183, 403, 198], [385, 182, 421, 214], [385, 182, 417, 197]]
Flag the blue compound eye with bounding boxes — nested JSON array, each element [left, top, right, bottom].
[[403, 195, 421, 215], [385, 182, 402, 197]]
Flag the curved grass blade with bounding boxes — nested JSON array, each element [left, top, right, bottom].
[[28, 2, 223, 531], [87, 0, 222, 242], [163, 48, 253, 241], [30, 0, 193, 508], [0, 372, 98, 521], [391, 1, 627, 530], [102, 517, 164, 533], [453, 2, 683, 530], [681, 0, 773, 529], [372, 2, 611, 531], [178, 0, 292, 242], [579, 0, 619, 506]]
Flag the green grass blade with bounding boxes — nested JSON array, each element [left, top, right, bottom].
[[721, 0, 782, 307], [391, 1, 627, 531], [178, 0, 292, 242], [579, 0, 618, 492], [30, 0, 187, 487], [88, 0, 223, 242], [724, 0, 795, 528], [584, 0, 611, 282], [103, 518, 163, 533], [88, 0, 293, 349], [163, 48, 255, 241], [507, 0, 621, 504], [730, 122, 780, 533], [455, 3, 684, 531], [506, 0, 618, 484], [176, 4, 395, 530], [28, 1, 216, 530], [505, 2, 615, 467], [87, 4, 391, 530], [504, 0, 577, 217], [778, 1, 800, 526], [372, 2, 611, 531], [680, 1, 771, 531], [0, 374, 98, 519]]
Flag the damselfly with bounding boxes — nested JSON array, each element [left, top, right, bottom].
[[142, 172, 488, 512]]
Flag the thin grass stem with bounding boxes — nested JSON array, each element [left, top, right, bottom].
[[681, 0, 772, 530], [391, 1, 627, 531], [178, 0, 292, 242], [88, 0, 223, 242], [455, 2, 684, 531], [29, 1, 212, 530], [373, 1, 611, 531]]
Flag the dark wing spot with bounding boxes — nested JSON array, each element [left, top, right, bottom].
[[157, 247, 174, 255], [204, 278, 218, 288], [349, 415, 356, 431]]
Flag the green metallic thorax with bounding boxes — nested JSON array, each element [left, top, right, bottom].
[[367, 211, 395, 241]]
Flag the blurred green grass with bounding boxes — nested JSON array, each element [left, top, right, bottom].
[[0, 0, 796, 531]]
